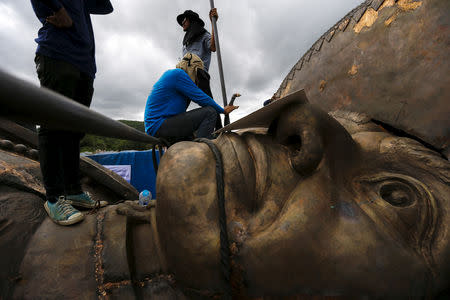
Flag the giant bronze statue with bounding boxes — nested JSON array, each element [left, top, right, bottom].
[[0, 0, 449, 298]]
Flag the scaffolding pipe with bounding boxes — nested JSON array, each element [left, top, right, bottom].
[[0, 68, 160, 145], [209, 0, 231, 125]]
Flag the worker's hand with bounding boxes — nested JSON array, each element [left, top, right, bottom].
[[224, 105, 238, 114], [209, 8, 218, 21], [46, 6, 73, 28]]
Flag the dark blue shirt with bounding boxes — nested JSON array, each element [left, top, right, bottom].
[[31, 0, 113, 78], [145, 68, 225, 136]]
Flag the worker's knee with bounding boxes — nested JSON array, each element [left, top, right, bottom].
[[204, 105, 217, 116], [202, 106, 218, 121]]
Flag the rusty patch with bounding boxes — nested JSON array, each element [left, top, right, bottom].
[[319, 80, 327, 92], [385, 10, 400, 26], [99, 274, 175, 293], [348, 64, 359, 76], [333, 95, 353, 111], [94, 212, 106, 298], [102, 280, 132, 291], [354, 8, 379, 33], [326, 29, 335, 42], [358, 40, 370, 50], [352, 6, 368, 23], [397, 0, 423, 11], [339, 19, 350, 31], [280, 81, 293, 98], [380, 0, 396, 10]]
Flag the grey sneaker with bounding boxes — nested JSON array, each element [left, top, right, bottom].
[[66, 192, 107, 209], [44, 196, 84, 226]]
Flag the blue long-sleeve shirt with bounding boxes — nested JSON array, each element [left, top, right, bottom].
[[31, 0, 113, 78], [145, 68, 225, 136]]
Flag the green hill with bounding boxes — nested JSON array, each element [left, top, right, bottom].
[[80, 120, 150, 152]]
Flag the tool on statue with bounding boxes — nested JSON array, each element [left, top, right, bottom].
[[224, 93, 241, 126], [229, 93, 241, 106]]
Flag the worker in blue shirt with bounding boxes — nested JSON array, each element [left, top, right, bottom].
[[145, 53, 238, 143], [31, 0, 112, 225]]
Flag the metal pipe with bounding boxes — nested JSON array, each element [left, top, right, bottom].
[[0, 68, 160, 144], [209, 0, 230, 125]]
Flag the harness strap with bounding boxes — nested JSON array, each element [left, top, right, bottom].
[[195, 138, 232, 299], [152, 138, 169, 174]]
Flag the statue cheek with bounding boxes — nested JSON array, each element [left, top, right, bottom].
[[156, 142, 224, 288]]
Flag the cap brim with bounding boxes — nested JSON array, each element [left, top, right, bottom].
[[176, 14, 185, 26], [215, 90, 308, 134], [176, 13, 205, 27]]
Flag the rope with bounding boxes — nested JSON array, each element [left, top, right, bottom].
[[194, 138, 232, 299], [151, 137, 233, 298], [150, 201, 169, 274], [152, 138, 169, 174]]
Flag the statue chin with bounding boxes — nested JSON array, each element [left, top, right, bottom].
[[156, 102, 450, 298]]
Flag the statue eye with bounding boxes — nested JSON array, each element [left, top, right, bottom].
[[379, 181, 415, 207]]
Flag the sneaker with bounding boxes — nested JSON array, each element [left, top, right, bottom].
[[44, 196, 84, 226], [66, 192, 107, 209]]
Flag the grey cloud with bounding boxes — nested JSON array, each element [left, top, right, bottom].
[[0, 0, 364, 122]]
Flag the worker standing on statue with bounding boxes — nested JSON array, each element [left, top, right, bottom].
[[177, 8, 221, 129], [177, 9, 218, 72], [30, 0, 112, 225]]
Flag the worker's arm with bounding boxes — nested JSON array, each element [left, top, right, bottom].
[[209, 8, 218, 52], [35, 0, 72, 28], [35, 0, 62, 12], [175, 70, 224, 114], [86, 0, 113, 15]]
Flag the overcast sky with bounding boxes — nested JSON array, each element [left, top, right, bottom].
[[0, 0, 362, 122]]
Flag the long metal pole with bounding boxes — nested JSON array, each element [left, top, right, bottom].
[[209, 0, 230, 125], [0, 68, 160, 145]]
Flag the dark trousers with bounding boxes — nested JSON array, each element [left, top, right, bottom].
[[35, 55, 94, 201], [197, 68, 223, 131], [155, 106, 218, 144]]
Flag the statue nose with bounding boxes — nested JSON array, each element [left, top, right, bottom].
[[274, 104, 325, 176], [273, 103, 357, 177]]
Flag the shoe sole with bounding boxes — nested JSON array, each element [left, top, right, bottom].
[[66, 200, 108, 209], [44, 202, 85, 226]]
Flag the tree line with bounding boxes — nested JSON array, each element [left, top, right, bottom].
[[80, 120, 150, 153]]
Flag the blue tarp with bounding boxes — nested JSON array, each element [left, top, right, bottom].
[[87, 150, 162, 199]]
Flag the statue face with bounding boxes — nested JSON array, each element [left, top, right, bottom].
[[156, 104, 449, 297]]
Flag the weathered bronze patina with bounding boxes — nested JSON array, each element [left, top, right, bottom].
[[274, 0, 450, 157], [156, 98, 449, 298], [1, 0, 448, 298], [3, 98, 449, 298], [1, 97, 450, 299]]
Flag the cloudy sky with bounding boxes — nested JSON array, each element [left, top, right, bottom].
[[0, 0, 363, 122]]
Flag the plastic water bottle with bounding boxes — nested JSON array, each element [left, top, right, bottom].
[[139, 190, 151, 207]]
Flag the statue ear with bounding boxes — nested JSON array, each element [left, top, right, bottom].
[[275, 104, 324, 176]]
